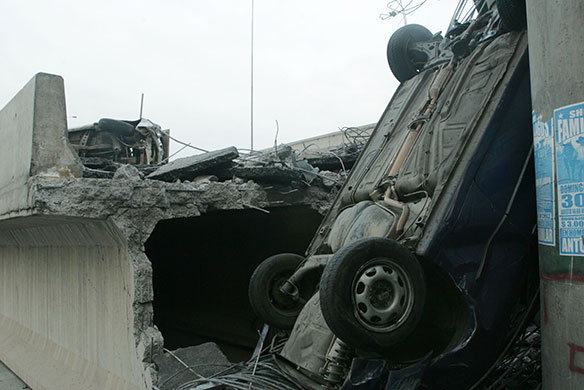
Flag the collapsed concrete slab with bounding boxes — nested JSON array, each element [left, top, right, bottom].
[[147, 147, 239, 182], [229, 165, 305, 183], [0, 74, 339, 390]]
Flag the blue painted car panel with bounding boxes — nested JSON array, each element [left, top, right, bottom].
[[305, 31, 537, 389]]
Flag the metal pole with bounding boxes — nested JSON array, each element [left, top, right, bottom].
[[250, 0, 255, 152], [526, 1, 584, 388], [139, 93, 144, 119]]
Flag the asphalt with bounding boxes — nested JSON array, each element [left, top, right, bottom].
[[0, 361, 29, 389]]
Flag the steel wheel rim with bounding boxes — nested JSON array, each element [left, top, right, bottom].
[[352, 257, 415, 332]]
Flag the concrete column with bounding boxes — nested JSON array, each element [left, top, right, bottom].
[[526, 1, 584, 389]]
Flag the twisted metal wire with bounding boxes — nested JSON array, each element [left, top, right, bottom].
[[478, 325, 541, 390], [175, 354, 305, 390]]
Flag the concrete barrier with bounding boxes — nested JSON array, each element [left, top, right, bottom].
[[0, 73, 82, 219]]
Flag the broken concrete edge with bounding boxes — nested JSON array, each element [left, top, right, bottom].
[[27, 176, 337, 385]]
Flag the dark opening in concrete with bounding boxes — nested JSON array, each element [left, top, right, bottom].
[[145, 206, 323, 361]]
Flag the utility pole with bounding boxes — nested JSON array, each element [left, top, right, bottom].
[[526, 1, 584, 388], [139, 93, 144, 119]]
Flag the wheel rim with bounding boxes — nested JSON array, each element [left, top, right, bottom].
[[352, 257, 415, 332]]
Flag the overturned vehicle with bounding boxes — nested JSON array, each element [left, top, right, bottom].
[[244, 1, 537, 390], [68, 118, 170, 165]]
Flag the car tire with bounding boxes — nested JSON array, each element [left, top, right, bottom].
[[320, 237, 426, 352], [97, 118, 136, 137], [248, 253, 306, 330], [387, 24, 433, 83], [497, 0, 526, 31]]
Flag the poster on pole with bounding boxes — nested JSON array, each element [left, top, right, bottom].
[[533, 112, 555, 246], [555, 102, 584, 256]]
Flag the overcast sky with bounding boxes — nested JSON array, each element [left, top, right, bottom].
[[1, 0, 458, 158]]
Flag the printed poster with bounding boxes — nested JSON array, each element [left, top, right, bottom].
[[555, 102, 584, 256], [533, 111, 555, 246]]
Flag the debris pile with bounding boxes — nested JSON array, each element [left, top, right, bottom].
[[163, 325, 542, 390], [299, 126, 373, 172], [156, 336, 304, 390], [168, 354, 303, 390], [73, 139, 349, 192], [144, 145, 349, 189], [229, 145, 344, 188], [476, 325, 541, 390], [154, 343, 232, 390], [69, 118, 373, 189]]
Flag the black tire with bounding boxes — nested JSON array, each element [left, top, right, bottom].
[[320, 237, 426, 352], [97, 118, 136, 137], [387, 24, 433, 83], [497, 0, 527, 31], [248, 253, 305, 330]]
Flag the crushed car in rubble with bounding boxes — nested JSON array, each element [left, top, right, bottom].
[[68, 117, 170, 165], [241, 1, 538, 390]]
